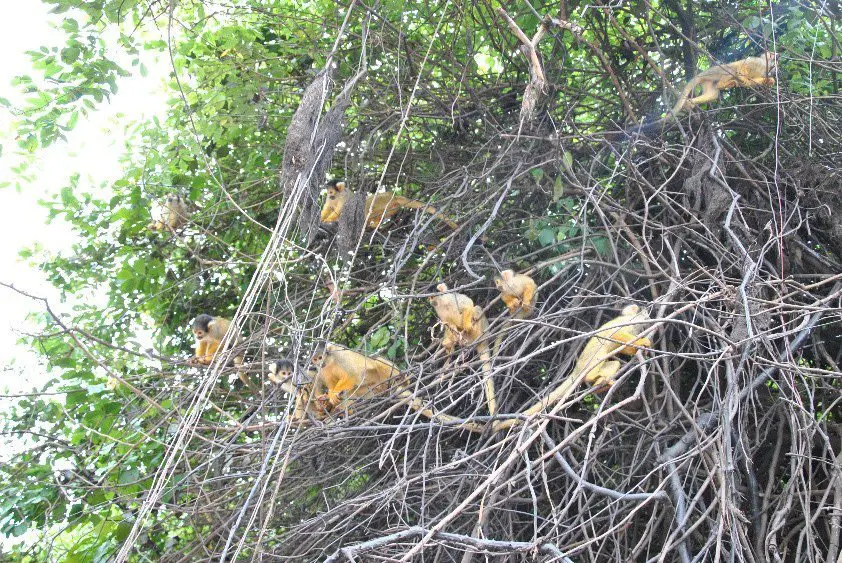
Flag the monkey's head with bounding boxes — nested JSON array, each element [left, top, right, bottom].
[[326, 179, 346, 193], [310, 344, 328, 366], [268, 358, 296, 382], [494, 270, 514, 290], [763, 51, 779, 71], [620, 304, 648, 319], [192, 314, 215, 340], [428, 283, 449, 304], [321, 180, 349, 222]]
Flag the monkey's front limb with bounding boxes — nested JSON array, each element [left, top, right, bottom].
[[748, 75, 775, 86], [322, 374, 361, 408], [199, 341, 221, 365], [501, 294, 520, 314], [610, 330, 652, 356], [461, 306, 475, 334], [519, 286, 535, 315], [583, 360, 621, 387], [188, 340, 209, 365]]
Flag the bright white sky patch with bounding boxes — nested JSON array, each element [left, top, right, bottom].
[[0, 2, 170, 394]]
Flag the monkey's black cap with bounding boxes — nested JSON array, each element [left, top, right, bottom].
[[192, 313, 215, 328]]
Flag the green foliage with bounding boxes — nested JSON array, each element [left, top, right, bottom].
[[1, 0, 838, 559]]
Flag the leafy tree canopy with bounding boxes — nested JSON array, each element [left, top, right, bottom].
[[2, 0, 841, 561]]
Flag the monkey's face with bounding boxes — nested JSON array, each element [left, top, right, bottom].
[[311, 350, 326, 366], [193, 327, 208, 340], [270, 361, 294, 379], [320, 184, 347, 222]]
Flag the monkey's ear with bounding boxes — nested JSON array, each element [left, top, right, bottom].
[[334, 181, 346, 192]]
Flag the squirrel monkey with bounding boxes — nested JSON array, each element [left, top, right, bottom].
[[428, 283, 496, 415], [493, 304, 652, 433], [310, 344, 402, 412], [320, 180, 460, 231], [571, 304, 652, 388], [148, 194, 190, 231], [671, 51, 778, 115], [267, 359, 330, 421], [187, 314, 233, 365], [494, 270, 538, 318], [303, 345, 484, 431]]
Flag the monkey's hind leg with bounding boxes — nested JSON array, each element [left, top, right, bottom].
[[520, 286, 535, 316], [588, 360, 621, 389], [687, 80, 721, 107], [483, 375, 497, 416]]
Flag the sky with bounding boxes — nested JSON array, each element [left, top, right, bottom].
[[0, 2, 170, 394]]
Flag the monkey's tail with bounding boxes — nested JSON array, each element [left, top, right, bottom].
[[478, 343, 496, 416], [397, 389, 484, 433], [491, 370, 580, 433], [670, 78, 699, 116], [402, 199, 461, 230]]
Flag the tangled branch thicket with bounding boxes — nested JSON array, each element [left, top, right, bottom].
[[113, 2, 841, 561]]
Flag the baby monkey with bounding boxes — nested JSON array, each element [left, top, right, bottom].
[[267, 359, 330, 421], [672, 51, 778, 114], [188, 314, 233, 365]]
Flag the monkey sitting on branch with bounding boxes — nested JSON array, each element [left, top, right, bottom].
[[320, 180, 460, 232], [298, 344, 483, 432], [309, 343, 402, 413], [187, 314, 236, 366], [429, 283, 496, 416], [671, 51, 778, 115], [493, 304, 652, 433], [147, 194, 190, 232], [495, 270, 538, 318]]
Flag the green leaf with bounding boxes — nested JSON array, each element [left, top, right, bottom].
[[370, 326, 390, 349], [538, 228, 555, 247], [552, 176, 565, 202], [61, 47, 80, 64], [66, 389, 88, 408], [591, 236, 611, 257], [562, 151, 574, 174]]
